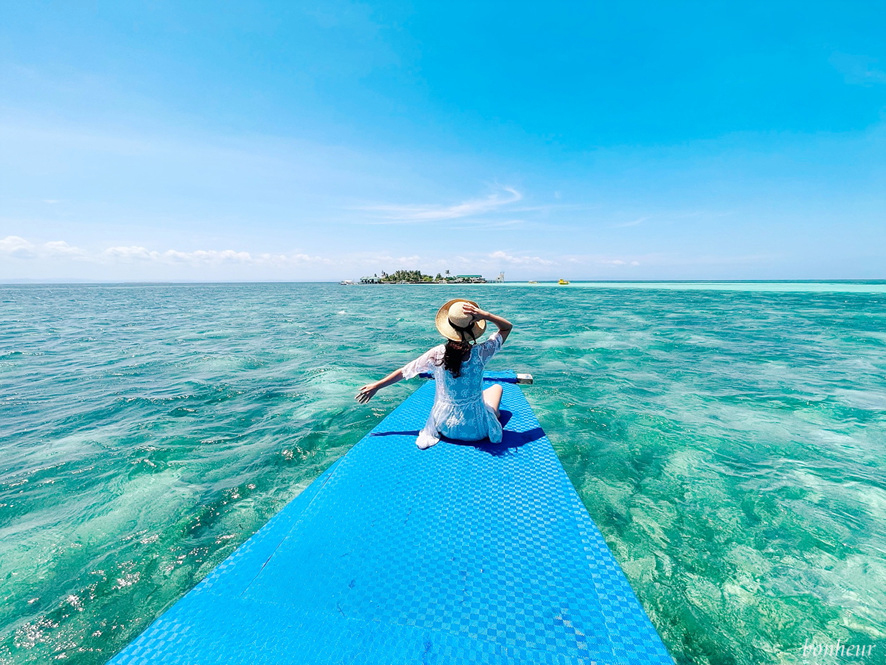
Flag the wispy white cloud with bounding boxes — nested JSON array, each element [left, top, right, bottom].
[[344, 252, 424, 267], [2, 236, 330, 267], [101, 246, 331, 266], [358, 186, 523, 224], [0, 236, 36, 257], [0, 236, 87, 259], [104, 247, 255, 264], [488, 250, 554, 266], [44, 240, 87, 258], [101, 245, 162, 262]]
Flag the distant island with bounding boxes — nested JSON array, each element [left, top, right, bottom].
[[343, 270, 503, 285]]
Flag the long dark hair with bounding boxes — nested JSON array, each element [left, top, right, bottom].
[[438, 339, 473, 378]]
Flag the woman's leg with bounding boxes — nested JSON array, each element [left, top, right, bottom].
[[483, 384, 503, 417]]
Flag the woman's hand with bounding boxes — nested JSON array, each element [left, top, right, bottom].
[[463, 303, 513, 342], [354, 369, 405, 405], [355, 383, 379, 404], [461, 303, 489, 321]]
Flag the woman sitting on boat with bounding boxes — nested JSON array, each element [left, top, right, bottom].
[[355, 300, 513, 449]]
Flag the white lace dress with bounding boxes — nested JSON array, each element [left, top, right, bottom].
[[401, 332, 504, 449]]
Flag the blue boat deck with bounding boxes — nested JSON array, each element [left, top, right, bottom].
[[109, 372, 673, 664]]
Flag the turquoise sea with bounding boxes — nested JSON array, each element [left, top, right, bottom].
[[1, 282, 885, 665]]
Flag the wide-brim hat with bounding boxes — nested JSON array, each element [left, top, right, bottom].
[[435, 299, 487, 343]]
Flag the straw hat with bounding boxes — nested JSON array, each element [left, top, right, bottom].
[[435, 299, 487, 343]]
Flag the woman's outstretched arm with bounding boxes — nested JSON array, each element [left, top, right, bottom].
[[355, 368, 404, 404], [462, 304, 513, 343]]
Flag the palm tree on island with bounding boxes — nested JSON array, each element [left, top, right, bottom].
[[357, 270, 487, 284]]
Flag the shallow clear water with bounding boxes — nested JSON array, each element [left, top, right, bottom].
[[1, 283, 884, 664]]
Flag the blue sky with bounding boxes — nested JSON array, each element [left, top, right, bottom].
[[1, 1, 884, 281]]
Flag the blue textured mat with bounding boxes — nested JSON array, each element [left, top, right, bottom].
[[108, 372, 673, 665]]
